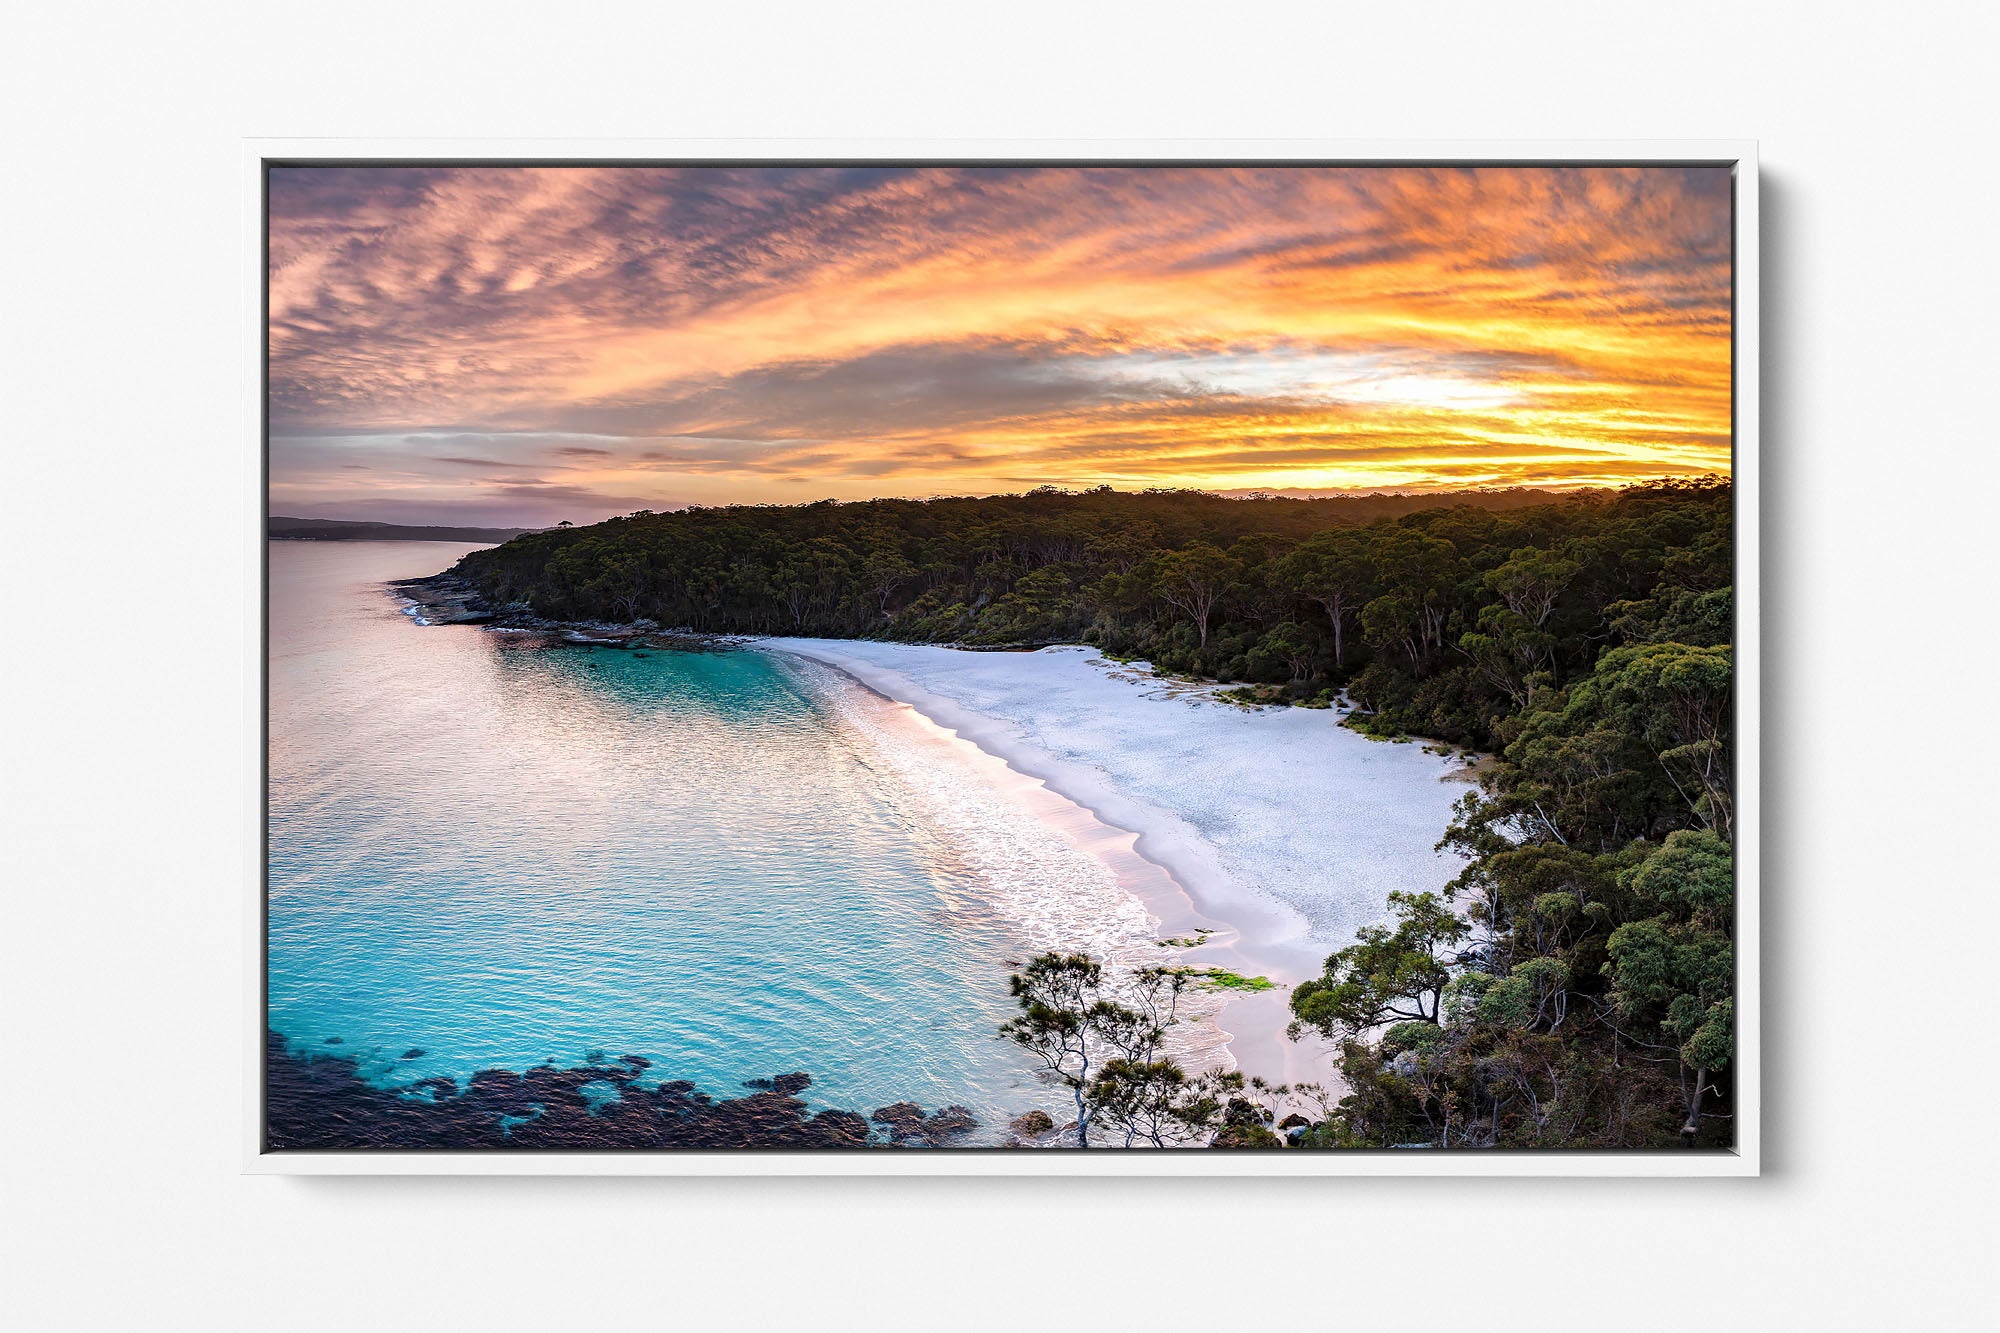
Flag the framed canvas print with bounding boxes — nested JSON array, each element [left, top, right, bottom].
[[248, 140, 1757, 1175]]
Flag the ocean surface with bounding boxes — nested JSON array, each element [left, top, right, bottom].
[[267, 541, 1054, 1139]]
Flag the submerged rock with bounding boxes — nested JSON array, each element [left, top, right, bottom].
[[872, 1101, 927, 1138], [263, 1030, 970, 1151], [1009, 1110, 1055, 1137], [872, 1099, 981, 1146], [927, 1106, 979, 1140]]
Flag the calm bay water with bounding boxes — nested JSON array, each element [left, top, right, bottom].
[[267, 541, 1044, 1134]]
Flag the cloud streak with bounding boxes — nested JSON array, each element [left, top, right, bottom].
[[268, 165, 1732, 523]]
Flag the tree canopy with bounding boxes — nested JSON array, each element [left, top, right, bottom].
[[450, 478, 1729, 752], [1295, 497, 1738, 1149], [447, 477, 1735, 1148]]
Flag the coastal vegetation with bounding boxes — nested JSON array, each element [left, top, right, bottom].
[[1282, 534, 1736, 1147], [1178, 967, 1275, 992], [441, 478, 1734, 1149], [445, 479, 1728, 752], [998, 954, 1300, 1148]]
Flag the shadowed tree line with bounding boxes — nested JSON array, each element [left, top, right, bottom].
[[437, 477, 1734, 1149], [1286, 565, 1736, 1148], [445, 480, 1727, 751]]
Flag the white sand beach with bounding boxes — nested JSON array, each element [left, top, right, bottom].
[[756, 639, 1473, 1089]]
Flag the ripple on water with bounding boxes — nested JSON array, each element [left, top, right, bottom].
[[267, 542, 1100, 1140]]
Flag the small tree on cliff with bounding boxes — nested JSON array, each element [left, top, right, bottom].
[[1289, 891, 1470, 1040], [1000, 953, 1134, 1147], [1003, 954, 1210, 1147], [1003, 953, 1331, 1148]]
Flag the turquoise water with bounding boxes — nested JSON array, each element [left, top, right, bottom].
[[267, 541, 1042, 1136]]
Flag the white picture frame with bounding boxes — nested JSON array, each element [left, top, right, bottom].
[[244, 138, 1758, 1176]]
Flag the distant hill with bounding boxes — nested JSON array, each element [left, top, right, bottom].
[[269, 516, 536, 544]]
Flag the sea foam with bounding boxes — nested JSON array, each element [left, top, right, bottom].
[[777, 653, 1232, 1071]]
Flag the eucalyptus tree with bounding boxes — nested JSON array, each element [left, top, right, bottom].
[[1148, 543, 1241, 650], [1000, 955, 1243, 1148], [1289, 891, 1471, 1040], [1276, 527, 1375, 666], [998, 953, 1146, 1148], [1606, 828, 1734, 1140]]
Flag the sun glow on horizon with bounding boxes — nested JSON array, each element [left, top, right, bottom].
[[268, 164, 1732, 526]]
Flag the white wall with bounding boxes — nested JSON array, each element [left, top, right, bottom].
[[7, 2, 1995, 1327]]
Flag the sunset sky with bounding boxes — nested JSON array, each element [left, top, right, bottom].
[[268, 164, 1733, 527]]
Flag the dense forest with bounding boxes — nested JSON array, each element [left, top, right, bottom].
[[450, 481, 1727, 750], [447, 478, 1734, 1148]]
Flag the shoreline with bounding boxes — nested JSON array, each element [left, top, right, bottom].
[[753, 637, 1471, 1092], [392, 571, 1470, 1094], [783, 653, 1245, 1080]]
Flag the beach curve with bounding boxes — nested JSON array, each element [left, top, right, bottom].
[[753, 638, 1473, 1088]]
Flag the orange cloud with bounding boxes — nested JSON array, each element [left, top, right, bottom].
[[268, 165, 1732, 523]]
